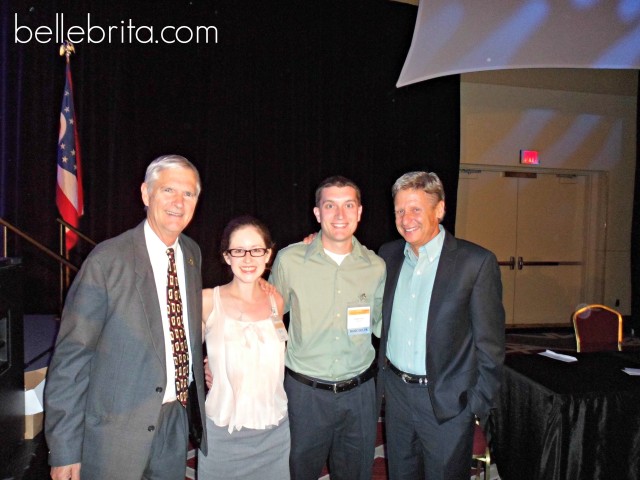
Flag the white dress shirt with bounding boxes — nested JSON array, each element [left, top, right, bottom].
[[144, 221, 193, 404]]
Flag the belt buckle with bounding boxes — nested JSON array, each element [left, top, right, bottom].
[[401, 372, 411, 383], [334, 379, 355, 393]]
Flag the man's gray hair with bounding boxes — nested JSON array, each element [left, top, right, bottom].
[[391, 171, 445, 202], [144, 154, 201, 196]]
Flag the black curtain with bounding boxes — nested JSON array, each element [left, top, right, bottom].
[[1, 0, 461, 313]]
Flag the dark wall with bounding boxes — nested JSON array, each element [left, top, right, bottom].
[[2, 0, 461, 313]]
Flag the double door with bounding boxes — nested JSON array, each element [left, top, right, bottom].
[[456, 169, 588, 325]]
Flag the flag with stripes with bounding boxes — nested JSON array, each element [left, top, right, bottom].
[[56, 61, 84, 250]]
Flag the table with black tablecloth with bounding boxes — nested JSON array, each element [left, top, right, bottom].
[[489, 351, 640, 480]]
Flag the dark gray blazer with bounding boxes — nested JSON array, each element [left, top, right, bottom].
[[45, 221, 207, 478], [377, 231, 505, 425]]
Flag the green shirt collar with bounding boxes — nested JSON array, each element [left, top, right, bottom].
[[403, 224, 445, 262], [304, 231, 373, 265]]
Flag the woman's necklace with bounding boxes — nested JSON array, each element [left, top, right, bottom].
[[237, 295, 260, 322], [234, 286, 263, 322]]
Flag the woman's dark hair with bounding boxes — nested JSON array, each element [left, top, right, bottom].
[[219, 215, 275, 263]]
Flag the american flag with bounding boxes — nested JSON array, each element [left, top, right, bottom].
[[56, 60, 84, 251]]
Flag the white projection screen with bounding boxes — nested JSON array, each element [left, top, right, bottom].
[[397, 0, 640, 87]]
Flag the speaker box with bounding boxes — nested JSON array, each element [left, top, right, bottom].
[[0, 258, 25, 470]]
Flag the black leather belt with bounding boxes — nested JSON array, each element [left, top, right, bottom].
[[286, 365, 376, 393], [387, 359, 428, 385]]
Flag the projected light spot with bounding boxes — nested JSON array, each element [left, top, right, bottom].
[[619, 0, 640, 21]]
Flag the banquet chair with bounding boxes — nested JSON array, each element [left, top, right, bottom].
[[572, 304, 623, 352], [472, 421, 491, 480]]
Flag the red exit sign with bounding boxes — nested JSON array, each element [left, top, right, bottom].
[[520, 150, 539, 165]]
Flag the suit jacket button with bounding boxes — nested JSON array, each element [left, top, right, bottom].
[[148, 426, 155, 432], [156, 387, 163, 393]]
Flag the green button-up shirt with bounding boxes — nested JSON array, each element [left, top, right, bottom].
[[270, 232, 386, 381]]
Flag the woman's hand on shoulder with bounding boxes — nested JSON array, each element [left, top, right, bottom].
[[258, 277, 278, 295], [258, 279, 285, 315], [302, 232, 317, 244]]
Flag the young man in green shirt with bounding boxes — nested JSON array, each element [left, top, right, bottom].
[[270, 175, 386, 480]]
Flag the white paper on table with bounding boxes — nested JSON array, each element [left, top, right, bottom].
[[622, 368, 640, 376], [538, 350, 578, 363]]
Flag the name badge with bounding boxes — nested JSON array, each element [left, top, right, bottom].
[[347, 305, 371, 336], [271, 305, 288, 342]]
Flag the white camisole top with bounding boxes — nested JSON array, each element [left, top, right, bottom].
[[204, 287, 287, 432]]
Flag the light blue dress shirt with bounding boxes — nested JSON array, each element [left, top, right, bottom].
[[386, 225, 445, 375]]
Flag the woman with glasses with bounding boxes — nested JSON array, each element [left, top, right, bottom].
[[199, 215, 290, 480]]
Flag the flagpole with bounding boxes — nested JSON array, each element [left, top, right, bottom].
[[58, 39, 75, 260], [58, 40, 76, 308]]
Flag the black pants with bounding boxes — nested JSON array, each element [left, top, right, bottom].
[[285, 372, 377, 480], [383, 367, 474, 480]]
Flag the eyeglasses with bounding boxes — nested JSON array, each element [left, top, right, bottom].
[[225, 248, 269, 258]]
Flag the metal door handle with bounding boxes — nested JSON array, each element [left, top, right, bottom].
[[499, 257, 516, 270], [517, 258, 582, 269]]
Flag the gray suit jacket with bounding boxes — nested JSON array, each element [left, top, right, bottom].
[[377, 231, 505, 426], [45, 221, 207, 478]]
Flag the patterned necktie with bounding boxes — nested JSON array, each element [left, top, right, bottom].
[[166, 247, 189, 406]]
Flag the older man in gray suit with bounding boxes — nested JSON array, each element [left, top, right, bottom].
[[45, 155, 208, 480]]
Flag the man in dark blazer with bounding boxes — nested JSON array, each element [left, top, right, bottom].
[[45, 155, 208, 480], [377, 171, 505, 480]]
